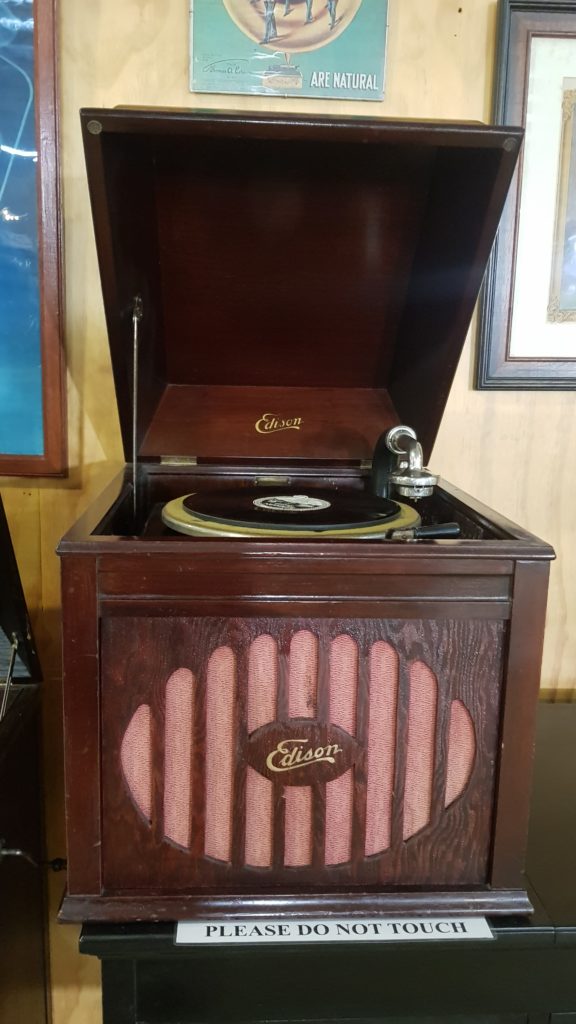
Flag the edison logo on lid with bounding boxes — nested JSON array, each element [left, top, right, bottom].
[[255, 413, 302, 434]]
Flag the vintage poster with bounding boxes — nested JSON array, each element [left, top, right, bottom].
[[190, 0, 388, 101]]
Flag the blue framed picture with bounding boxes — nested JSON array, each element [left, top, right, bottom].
[[0, 0, 65, 475]]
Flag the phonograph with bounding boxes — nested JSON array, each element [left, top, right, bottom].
[[57, 108, 554, 923]]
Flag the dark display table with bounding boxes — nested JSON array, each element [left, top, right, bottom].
[[79, 703, 576, 1024], [0, 689, 47, 1024]]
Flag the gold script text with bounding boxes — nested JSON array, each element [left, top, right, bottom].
[[255, 413, 302, 434], [266, 739, 342, 773]]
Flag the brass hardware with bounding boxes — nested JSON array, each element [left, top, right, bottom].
[[86, 120, 103, 136], [160, 456, 198, 467]]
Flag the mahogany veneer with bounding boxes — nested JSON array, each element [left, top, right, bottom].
[[58, 110, 553, 922]]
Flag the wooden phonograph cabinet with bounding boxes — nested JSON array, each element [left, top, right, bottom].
[[58, 108, 554, 923]]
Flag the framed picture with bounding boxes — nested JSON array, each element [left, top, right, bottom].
[[0, 0, 66, 475], [477, 0, 576, 389], [190, 0, 388, 101]]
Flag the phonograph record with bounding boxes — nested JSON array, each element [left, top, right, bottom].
[[57, 108, 554, 923]]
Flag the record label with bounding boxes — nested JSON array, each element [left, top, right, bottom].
[[253, 495, 331, 513]]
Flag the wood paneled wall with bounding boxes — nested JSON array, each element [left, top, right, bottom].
[[1, 1, 574, 1021]]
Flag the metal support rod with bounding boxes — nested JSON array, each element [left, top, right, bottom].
[[0, 634, 18, 722], [132, 296, 143, 524]]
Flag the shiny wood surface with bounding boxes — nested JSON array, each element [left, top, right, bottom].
[[0, 1, 574, 1022], [94, 615, 503, 895]]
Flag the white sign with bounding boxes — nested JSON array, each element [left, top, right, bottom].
[[176, 916, 493, 946]]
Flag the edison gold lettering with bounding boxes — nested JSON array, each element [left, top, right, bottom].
[[255, 412, 302, 434], [266, 739, 343, 774]]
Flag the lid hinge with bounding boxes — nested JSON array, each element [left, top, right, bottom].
[[0, 634, 19, 722], [160, 456, 198, 467], [131, 296, 143, 523]]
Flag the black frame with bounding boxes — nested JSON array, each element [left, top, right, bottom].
[[476, 0, 576, 389]]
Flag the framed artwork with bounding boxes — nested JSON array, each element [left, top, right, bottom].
[[477, 0, 576, 389], [0, 0, 66, 475], [190, 0, 388, 101]]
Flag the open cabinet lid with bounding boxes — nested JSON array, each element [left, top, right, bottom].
[[81, 108, 522, 463], [0, 496, 41, 684]]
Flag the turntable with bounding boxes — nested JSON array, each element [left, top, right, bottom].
[[58, 108, 554, 924], [162, 483, 423, 539]]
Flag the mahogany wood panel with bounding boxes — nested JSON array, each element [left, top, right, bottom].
[[490, 559, 551, 888], [80, 108, 521, 462], [153, 139, 430, 388], [61, 887, 532, 923], [388, 141, 521, 454], [141, 386, 400, 462], [100, 598, 511, 622], [57, 468, 553, 921], [61, 556, 102, 895], [96, 550, 518, 578], [97, 568, 511, 602], [99, 615, 504, 894]]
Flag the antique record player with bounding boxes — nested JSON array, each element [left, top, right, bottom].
[[58, 108, 554, 923]]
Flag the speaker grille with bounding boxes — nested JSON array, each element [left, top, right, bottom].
[[205, 646, 235, 862], [245, 634, 276, 868], [120, 703, 152, 823], [284, 631, 318, 867], [365, 641, 397, 856], [164, 668, 194, 849], [404, 661, 438, 840], [325, 634, 357, 866], [117, 621, 483, 881]]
